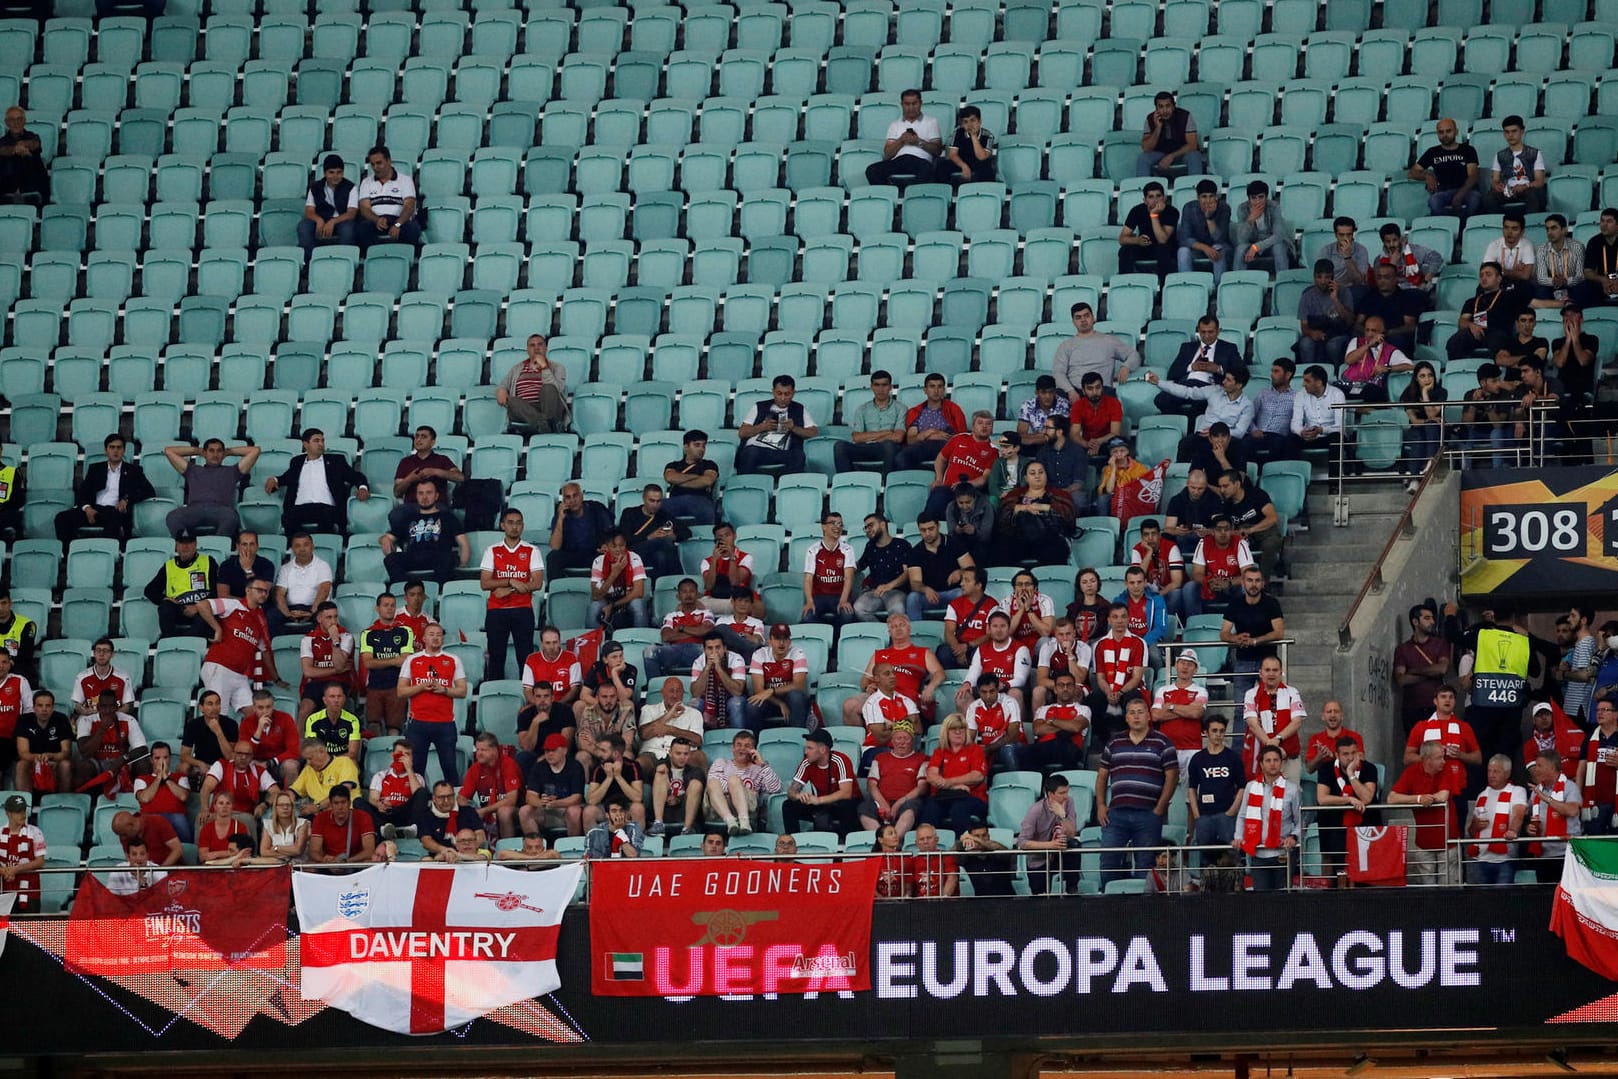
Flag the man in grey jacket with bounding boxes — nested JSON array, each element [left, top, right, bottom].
[[1177, 179, 1233, 283], [1232, 180, 1294, 274]]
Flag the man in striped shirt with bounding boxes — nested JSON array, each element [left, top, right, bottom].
[[1096, 697, 1178, 886]]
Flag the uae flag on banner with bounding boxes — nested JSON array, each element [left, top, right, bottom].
[[1552, 838, 1618, 980], [66, 867, 290, 976], [294, 862, 583, 1035], [1346, 825, 1407, 886], [590, 858, 881, 997]]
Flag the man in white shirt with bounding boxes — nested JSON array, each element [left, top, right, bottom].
[[635, 676, 704, 776], [264, 428, 369, 537], [356, 143, 421, 248], [271, 532, 333, 638], [1483, 211, 1536, 285], [1288, 364, 1346, 461], [864, 89, 943, 187], [105, 837, 168, 896], [1466, 753, 1529, 885]]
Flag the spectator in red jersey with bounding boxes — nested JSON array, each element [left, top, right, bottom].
[[922, 714, 989, 834], [589, 530, 650, 629], [200, 739, 276, 817], [244, 689, 303, 788], [1242, 655, 1307, 781], [648, 737, 705, 838], [1129, 518, 1189, 621], [711, 589, 767, 661], [783, 728, 859, 837], [196, 791, 249, 864], [308, 785, 381, 864], [15, 690, 71, 795], [643, 578, 715, 680], [699, 521, 755, 618], [908, 822, 959, 897], [297, 602, 355, 722], [1389, 740, 1464, 885], [1091, 603, 1149, 746], [843, 612, 945, 729], [523, 626, 583, 710], [69, 638, 134, 720], [958, 612, 1032, 714], [397, 622, 468, 785], [398, 580, 430, 641], [1001, 569, 1055, 655], [74, 690, 147, 794], [1065, 567, 1110, 643], [860, 719, 926, 838], [1189, 513, 1253, 619], [939, 566, 999, 670], [479, 506, 543, 683], [1151, 649, 1209, 773], [897, 372, 969, 471], [583, 732, 645, 830], [196, 576, 283, 717], [964, 673, 1026, 773], [110, 809, 183, 867], [133, 742, 193, 842], [460, 731, 523, 840], [925, 410, 999, 520], [1522, 700, 1582, 781], [1019, 773, 1082, 894], [801, 512, 858, 628], [873, 823, 911, 898], [1303, 698, 1363, 775], [691, 633, 748, 731], [179, 689, 240, 781], [1403, 684, 1482, 792], [0, 794, 45, 913], [1025, 670, 1091, 773], [745, 624, 811, 731], [904, 513, 975, 623], [995, 462, 1077, 565], [858, 662, 921, 759]]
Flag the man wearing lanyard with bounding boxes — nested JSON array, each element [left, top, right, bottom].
[[1572, 207, 1618, 309], [1446, 262, 1529, 361], [1535, 214, 1585, 304]]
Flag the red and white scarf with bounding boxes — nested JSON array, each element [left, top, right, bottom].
[[1467, 787, 1516, 857], [1244, 682, 1293, 777], [1421, 717, 1463, 748], [1241, 777, 1287, 857], [1331, 759, 1366, 827], [1529, 775, 1571, 856], [1581, 728, 1618, 807]]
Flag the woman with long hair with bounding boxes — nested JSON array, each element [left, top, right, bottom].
[[259, 789, 309, 862], [1398, 360, 1448, 492], [1065, 567, 1109, 642], [994, 461, 1077, 566]]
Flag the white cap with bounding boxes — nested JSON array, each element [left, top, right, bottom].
[[1176, 649, 1201, 671]]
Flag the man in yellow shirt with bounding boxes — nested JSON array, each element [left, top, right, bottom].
[[290, 737, 360, 817]]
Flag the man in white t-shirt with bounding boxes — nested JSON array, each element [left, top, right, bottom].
[[356, 144, 422, 248], [635, 677, 704, 776], [271, 531, 334, 637], [1466, 753, 1528, 885], [865, 89, 944, 187]]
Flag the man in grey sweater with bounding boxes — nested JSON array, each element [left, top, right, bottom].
[[1232, 180, 1295, 274], [1051, 303, 1140, 405]]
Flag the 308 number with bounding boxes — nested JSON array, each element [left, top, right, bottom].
[[1485, 506, 1584, 557]]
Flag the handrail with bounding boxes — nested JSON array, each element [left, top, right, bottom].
[[1335, 460, 1434, 649]]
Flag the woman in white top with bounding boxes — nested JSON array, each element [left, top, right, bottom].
[[259, 790, 309, 861]]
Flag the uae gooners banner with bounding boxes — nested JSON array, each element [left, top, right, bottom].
[[66, 867, 290, 976], [1552, 838, 1618, 980], [294, 862, 583, 1035], [590, 859, 881, 997]]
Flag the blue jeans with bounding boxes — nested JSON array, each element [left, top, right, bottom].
[[664, 494, 717, 525], [717, 695, 748, 729], [297, 217, 358, 261], [407, 718, 461, 787], [1230, 658, 1260, 709], [906, 586, 961, 622], [160, 811, 193, 844], [1177, 242, 1231, 284], [1465, 857, 1517, 885], [1429, 187, 1481, 218], [1248, 854, 1287, 891], [1295, 332, 1349, 368], [1402, 423, 1442, 476], [589, 598, 650, 627], [1167, 579, 1200, 621], [807, 593, 853, 628], [1192, 812, 1235, 867], [1100, 805, 1165, 884], [743, 689, 809, 731], [1136, 150, 1206, 177], [1464, 425, 1512, 470], [644, 642, 703, 680]]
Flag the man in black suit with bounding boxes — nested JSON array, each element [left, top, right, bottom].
[[263, 428, 370, 537], [54, 433, 155, 549], [1154, 316, 1246, 420]]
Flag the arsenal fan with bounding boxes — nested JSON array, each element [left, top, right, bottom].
[[1220, 567, 1286, 706], [1234, 743, 1301, 891], [1092, 602, 1149, 746], [1065, 567, 1110, 643], [366, 739, 424, 832], [196, 577, 284, 717], [699, 521, 755, 616], [800, 512, 858, 628], [712, 589, 767, 660], [308, 785, 381, 864], [73, 690, 147, 795], [1314, 736, 1381, 883], [289, 738, 360, 817], [1402, 684, 1482, 792], [1389, 740, 1465, 885], [922, 714, 989, 834], [744, 624, 811, 732], [196, 791, 252, 864], [479, 506, 544, 682], [859, 718, 926, 838], [1129, 518, 1188, 620], [14, 689, 71, 795], [578, 640, 641, 712], [179, 689, 239, 780], [1523, 699, 1583, 780], [690, 633, 747, 731], [523, 626, 582, 710], [1578, 699, 1618, 836], [860, 662, 921, 758], [1304, 698, 1364, 775], [872, 824, 911, 898], [259, 791, 310, 862], [588, 530, 650, 629], [1526, 749, 1581, 882], [938, 566, 998, 670], [106, 837, 168, 895], [923, 410, 999, 520], [1002, 570, 1055, 654], [304, 684, 362, 763], [1151, 649, 1209, 773], [583, 732, 645, 830], [1465, 753, 1528, 885], [69, 638, 134, 719], [1032, 617, 1092, 713], [783, 728, 859, 837], [398, 622, 468, 786], [706, 729, 783, 837], [245, 689, 303, 787], [520, 734, 586, 839], [1, 794, 46, 912], [297, 602, 356, 721], [643, 577, 715, 679], [648, 737, 705, 838], [843, 612, 944, 729], [397, 580, 431, 641], [1018, 774, 1082, 895], [1115, 567, 1169, 667], [1243, 656, 1307, 781], [358, 592, 415, 736], [0, 650, 32, 781], [133, 741, 194, 842], [957, 611, 1032, 713], [409, 780, 483, 858], [575, 680, 638, 778], [636, 676, 704, 777], [110, 808, 183, 867], [964, 673, 1026, 773], [460, 731, 523, 839], [1189, 513, 1253, 619], [908, 821, 959, 898], [1024, 670, 1091, 773], [202, 739, 277, 820], [584, 800, 644, 859], [1186, 716, 1244, 864]]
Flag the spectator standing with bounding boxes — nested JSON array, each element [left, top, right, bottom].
[[359, 592, 415, 735], [1185, 716, 1244, 865], [397, 623, 468, 785], [1235, 744, 1301, 891], [1241, 655, 1306, 781], [1464, 754, 1528, 884], [1223, 570, 1288, 710], [196, 581, 280, 716], [1394, 603, 1453, 734], [1097, 698, 1178, 884], [479, 507, 542, 683]]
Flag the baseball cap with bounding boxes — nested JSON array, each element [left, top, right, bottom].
[[1532, 701, 1554, 715], [323, 153, 345, 170], [542, 734, 569, 751], [769, 622, 793, 639], [1104, 436, 1130, 452], [1176, 649, 1201, 671], [3, 794, 26, 813], [804, 728, 834, 747], [175, 530, 196, 543]]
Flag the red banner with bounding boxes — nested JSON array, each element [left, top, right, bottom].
[[1346, 825, 1408, 887], [589, 858, 880, 996], [66, 867, 290, 975]]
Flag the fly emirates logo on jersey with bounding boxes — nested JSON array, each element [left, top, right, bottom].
[[876, 928, 1484, 999]]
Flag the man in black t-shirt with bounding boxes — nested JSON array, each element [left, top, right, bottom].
[[1119, 181, 1180, 281], [521, 734, 587, 838], [1448, 262, 1531, 362], [584, 733, 645, 829], [515, 683, 576, 773], [1410, 119, 1482, 220], [14, 690, 72, 794], [937, 105, 997, 185], [1356, 264, 1425, 355], [411, 780, 485, 859], [1551, 305, 1600, 402], [1214, 469, 1283, 581], [1573, 208, 1618, 310], [1219, 567, 1285, 702], [1314, 737, 1382, 879], [216, 530, 276, 600], [903, 514, 973, 622], [1162, 467, 1222, 559], [382, 480, 468, 586], [1185, 716, 1245, 866], [663, 430, 719, 526]]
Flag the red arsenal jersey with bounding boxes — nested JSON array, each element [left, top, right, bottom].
[[804, 542, 855, 597], [946, 595, 998, 645], [0, 673, 29, 739], [1194, 537, 1248, 601], [523, 649, 581, 696], [204, 598, 269, 672], [875, 644, 930, 700], [459, 755, 522, 806], [400, 652, 465, 725], [938, 434, 998, 485], [483, 541, 543, 611]]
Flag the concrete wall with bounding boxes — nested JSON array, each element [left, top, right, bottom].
[[1332, 471, 1462, 770]]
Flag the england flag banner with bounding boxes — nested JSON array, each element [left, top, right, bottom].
[[294, 862, 583, 1034]]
